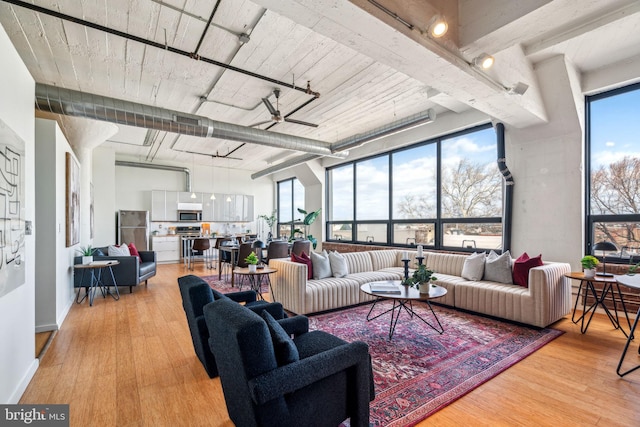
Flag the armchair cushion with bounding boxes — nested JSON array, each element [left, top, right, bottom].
[[128, 242, 141, 261], [261, 310, 299, 366], [108, 244, 130, 256]]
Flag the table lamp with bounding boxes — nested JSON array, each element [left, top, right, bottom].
[[593, 241, 617, 277]]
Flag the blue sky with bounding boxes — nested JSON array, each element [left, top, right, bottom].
[[590, 88, 640, 168]]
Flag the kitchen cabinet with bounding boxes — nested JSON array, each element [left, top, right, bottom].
[[151, 190, 252, 222], [152, 235, 180, 263], [150, 190, 178, 221], [213, 194, 254, 222]]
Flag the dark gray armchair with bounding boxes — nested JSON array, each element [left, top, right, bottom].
[[177, 275, 289, 378], [203, 297, 374, 427], [74, 246, 156, 293]]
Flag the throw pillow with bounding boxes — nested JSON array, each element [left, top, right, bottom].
[[513, 252, 543, 287], [461, 252, 486, 281], [108, 244, 130, 256], [291, 251, 313, 280], [328, 250, 349, 278], [483, 250, 513, 284], [310, 250, 332, 280], [128, 242, 141, 261], [261, 309, 299, 366]]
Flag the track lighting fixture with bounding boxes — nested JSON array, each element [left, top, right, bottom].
[[428, 15, 448, 38], [507, 82, 529, 96], [473, 53, 495, 69]]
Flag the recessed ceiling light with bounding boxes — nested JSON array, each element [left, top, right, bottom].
[[429, 16, 448, 38], [473, 53, 495, 69]]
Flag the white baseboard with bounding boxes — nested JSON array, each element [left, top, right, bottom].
[[35, 323, 58, 333], [8, 359, 39, 404]]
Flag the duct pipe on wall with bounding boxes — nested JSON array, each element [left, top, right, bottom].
[[35, 84, 346, 158], [495, 122, 513, 252], [115, 160, 192, 192]]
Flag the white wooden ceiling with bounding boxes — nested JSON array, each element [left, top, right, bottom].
[[1, 0, 639, 174]]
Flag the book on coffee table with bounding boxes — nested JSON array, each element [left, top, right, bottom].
[[369, 283, 401, 294]]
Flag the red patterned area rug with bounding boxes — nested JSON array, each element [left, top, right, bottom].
[[201, 275, 562, 426], [201, 274, 270, 295], [308, 302, 562, 427]]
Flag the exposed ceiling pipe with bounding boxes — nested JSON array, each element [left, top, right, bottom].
[[115, 160, 192, 192], [251, 108, 437, 179], [35, 84, 347, 158]]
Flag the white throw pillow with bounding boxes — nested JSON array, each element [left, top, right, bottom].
[[483, 250, 512, 284], [310, 250, 332, 280], [328, 251, 349, 278], [461, 252, 486, 281], [108, 244, 131, 256]]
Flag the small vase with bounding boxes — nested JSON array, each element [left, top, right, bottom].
[[82, 255, 93, 265], [419, 282, 430, 294], [248, 264, 257, 273], [584, 268, 596, 278]]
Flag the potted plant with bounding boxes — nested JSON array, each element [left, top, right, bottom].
[[245, 251, 259, 273], [581, 255, 599, 278], [295, 207, 322, 249], [258, 210, 277, 242], [78, 245, 95, 264], [406, 264, 438, 294]]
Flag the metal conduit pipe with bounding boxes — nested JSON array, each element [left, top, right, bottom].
[[115, 160, 192, 192], [495, 122, 513, 252], [35, 84, 347, 158]]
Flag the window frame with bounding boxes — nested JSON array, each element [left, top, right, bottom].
[[277, 177, 305, 240], [325, 123, 503, 252]]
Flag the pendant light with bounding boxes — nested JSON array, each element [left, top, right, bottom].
[[226, 151, 232, 202], [210, 155, 215, 200]]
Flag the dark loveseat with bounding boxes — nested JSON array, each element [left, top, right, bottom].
[[74, 246, 157, 293]]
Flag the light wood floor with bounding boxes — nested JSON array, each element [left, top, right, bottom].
[[20, 263, 640, 426]]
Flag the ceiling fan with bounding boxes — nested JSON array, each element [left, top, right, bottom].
[[250, 88, 318, 128]]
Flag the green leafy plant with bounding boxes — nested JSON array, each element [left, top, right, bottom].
[[296, 207, 321, 249], [258, 210, 277, 228], [628, 261, 640, 275], [244, 251, 259, 265], [77, 245, 95, 256], [580, 255, 599, 269], [404, 264, 438, 289]]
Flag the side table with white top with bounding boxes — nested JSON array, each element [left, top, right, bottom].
[[74, 260, 120, 306]]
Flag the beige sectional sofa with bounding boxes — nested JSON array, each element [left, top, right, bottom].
[[269, 249, 571, 328]]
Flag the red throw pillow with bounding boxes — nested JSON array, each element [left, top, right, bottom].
[[291, 251, 313, 280], [513, 252, 543, 287], [128, 242, 142, 261]]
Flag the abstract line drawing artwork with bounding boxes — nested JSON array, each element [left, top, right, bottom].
[[0, 119, 25, 299], [66, 152, 80, 247]]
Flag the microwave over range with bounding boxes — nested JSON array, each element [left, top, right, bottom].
[[178, 210, 202, 222]]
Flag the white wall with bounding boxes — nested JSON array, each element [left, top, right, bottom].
[[0, 23, 37, 403], [34, 119, 77, 332], [91, 154, 275, 241]]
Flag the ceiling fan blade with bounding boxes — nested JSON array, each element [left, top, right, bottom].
[[249, 120, 272, 127], [284, 118, 319, 128], [261, 98, 278, 116]]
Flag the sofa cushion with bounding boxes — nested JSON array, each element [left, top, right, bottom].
[[328, 251, 348, 278], [513, 252, 543, 287], [461, 252, 486, 281], [426, 252, 466, 276], [261, 310, 299, 366], [310, 250, 332, 280], [128, 242, 141, 261], [343, 252, 374, 274], [370, 250, 399, 270], [139, 261, 156, 277], [484, 250, 513, 284], [292, 252, 313, 280], [108, 244, 130, 256], [346, 270, 403, 285]]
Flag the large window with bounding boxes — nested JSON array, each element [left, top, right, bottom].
[[277, 178, 305, 239], [587, 83, 640, 261], [326, 124, 503, 251]]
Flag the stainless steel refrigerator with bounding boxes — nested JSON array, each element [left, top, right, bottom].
[[118, 210, 150, 251]]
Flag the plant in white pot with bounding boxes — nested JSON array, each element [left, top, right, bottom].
[[581, 255, 599, 278], [78, 245, 95, 265], [406, 264, 438, 294], [245, 251, 259, 273]]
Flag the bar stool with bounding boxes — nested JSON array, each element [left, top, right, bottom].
[[190, 238, 211, 270]]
